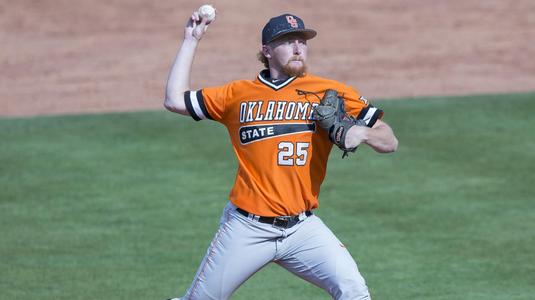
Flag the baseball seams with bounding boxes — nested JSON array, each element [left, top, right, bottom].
[[197, 4, 216, 22]]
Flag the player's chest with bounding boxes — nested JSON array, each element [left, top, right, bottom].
[[228, 99, 319, 145]]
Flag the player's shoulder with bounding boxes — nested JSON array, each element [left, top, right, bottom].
[[218, 78, 256, 89], [203, 77, 256, 98], [302, 73, 360, 97], [226, 77, 260, 92], [302, 73, 353, 87], [302, 73, 339, 84]]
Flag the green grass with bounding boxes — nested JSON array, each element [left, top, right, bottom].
[[1, 92, 534, 300]]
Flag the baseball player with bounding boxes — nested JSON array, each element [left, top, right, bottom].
[[164, 9, 398, 300]]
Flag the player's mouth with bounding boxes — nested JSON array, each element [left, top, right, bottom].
[[288, 56, 303, 63], [282, 58, 307, 78]]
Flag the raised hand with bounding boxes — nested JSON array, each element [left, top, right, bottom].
[[184, 10, 214, 41]]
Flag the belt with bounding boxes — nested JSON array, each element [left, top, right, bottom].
[[236, 207, 313, 229]]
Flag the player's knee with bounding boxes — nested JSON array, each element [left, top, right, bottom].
[[332, 287, 371, 300], [330, 277, 371, 300]]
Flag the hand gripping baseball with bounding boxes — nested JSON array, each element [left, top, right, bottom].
[[312, 89, 366, 158], [185, 5, 216, 41]]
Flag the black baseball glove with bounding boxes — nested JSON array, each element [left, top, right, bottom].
[[312, 89, 366, 158]]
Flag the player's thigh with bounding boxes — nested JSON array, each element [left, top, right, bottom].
[[278, 216, 370, 300], [183, 206, 277, 300]]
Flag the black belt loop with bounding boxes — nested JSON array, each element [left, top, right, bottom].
[[236, 207, 313, 229]]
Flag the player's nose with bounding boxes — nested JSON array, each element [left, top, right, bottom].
[[292, 40, 301, 54]]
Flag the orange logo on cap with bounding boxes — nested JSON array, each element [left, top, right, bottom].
[[286, 16, 298, 28]]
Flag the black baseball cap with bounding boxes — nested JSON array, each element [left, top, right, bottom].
[[262, 14, 317, 45]]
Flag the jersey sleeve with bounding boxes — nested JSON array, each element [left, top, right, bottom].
[[337, 84, 384, 128], [184, 83, 232, 122]]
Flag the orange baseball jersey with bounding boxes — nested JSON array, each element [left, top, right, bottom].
[[184, 70, 383, 216]]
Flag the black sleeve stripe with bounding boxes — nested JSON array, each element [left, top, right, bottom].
[[366, 108, 384, 128], [184, 91, 201, 121], [196, 90, 213, 120], [356, 105, 383, 127], [356, 107, 370, 120]]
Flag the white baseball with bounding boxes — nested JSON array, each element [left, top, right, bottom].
[[198, 4, 216, 22]]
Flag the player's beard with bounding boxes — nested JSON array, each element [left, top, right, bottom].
[[282, 56, 307, 78]]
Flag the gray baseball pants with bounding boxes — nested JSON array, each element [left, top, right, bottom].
[[178, 202, 371, 299]]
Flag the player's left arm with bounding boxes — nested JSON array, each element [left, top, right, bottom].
[[345, 119, 398, 153]]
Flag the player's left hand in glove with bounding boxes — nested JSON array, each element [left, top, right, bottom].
[[312, 89, 366, 158]]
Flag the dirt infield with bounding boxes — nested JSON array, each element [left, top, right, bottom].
[[1, 0, 534, 117]]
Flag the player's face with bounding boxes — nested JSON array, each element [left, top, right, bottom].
[[267, 34, 308, 77]]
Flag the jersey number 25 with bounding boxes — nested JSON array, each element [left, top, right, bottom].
[[278, 142, 309, 166]]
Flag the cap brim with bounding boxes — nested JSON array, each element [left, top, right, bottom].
[[266, 29, 317, 44]]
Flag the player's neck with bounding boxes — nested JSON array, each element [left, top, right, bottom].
[[267, 67, 291, 81]]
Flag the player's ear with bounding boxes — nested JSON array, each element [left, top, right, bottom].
[[262, 45, 271, 58]]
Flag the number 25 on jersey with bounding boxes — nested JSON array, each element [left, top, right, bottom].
[[277, 142, 309, 166]]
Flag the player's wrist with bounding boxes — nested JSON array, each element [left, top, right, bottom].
[[183, 35, 201, 44], [345, 125, 369, 148]]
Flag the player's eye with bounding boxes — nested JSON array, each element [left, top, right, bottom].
[[289, 39, 306, 45]]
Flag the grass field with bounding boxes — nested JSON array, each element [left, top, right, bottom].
[[1, 92, 534, 300]]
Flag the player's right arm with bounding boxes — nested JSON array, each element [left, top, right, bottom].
[[164, 11, 211, 115]]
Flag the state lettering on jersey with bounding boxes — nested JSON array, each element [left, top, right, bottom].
[[240, 123, 316, 144]]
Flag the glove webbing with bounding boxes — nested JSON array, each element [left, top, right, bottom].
[[296, 89, 363, 158]]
